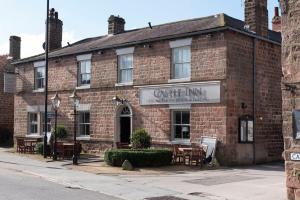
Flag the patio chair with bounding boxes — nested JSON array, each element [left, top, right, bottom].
[[187, 147, 205, 167], [16, 138, 26, 153], [172, 144, 184, 164]]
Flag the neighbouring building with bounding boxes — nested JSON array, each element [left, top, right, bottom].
[[0, 36, 20, 146], [280, 0, 300, 199], [12, 3, 283, 165]]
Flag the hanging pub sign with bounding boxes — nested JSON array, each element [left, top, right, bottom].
[[138, 81, 220, 105], [292, 110, 300, 139]]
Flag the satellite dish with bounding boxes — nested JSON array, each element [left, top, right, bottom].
[[42, 42, 46, 50]]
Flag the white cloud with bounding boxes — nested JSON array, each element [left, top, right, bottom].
[[0, 31, 78, 58]]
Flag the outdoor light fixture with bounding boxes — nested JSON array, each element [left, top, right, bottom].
[[112, 96, 126, 106], [51, 92, 61, 161], [69, 89, 81, 165]]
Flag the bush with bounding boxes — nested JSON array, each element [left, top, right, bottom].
[[104, 149, 173, 167], [55, 124, 67, 139], [130, 128, 151, 149], [36, 142, 51, 156]]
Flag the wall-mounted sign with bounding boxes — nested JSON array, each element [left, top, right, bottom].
[[138, 81, 220, 105], [291, 153, 300, 161]]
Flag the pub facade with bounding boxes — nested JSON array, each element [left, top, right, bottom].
[[12, 2, 283, 165]]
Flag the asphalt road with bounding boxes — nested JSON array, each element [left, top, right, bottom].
[[0, 167, 122, 200]]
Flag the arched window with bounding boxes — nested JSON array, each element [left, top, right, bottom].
[[120, 106, 131, 116]]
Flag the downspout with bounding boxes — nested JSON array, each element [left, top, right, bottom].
[[252, 38, 256, 164]]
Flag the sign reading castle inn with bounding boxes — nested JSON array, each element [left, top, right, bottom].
[[139, 81, 220, 105]]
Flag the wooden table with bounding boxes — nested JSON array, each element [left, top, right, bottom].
[[24, 139, 38, 153]]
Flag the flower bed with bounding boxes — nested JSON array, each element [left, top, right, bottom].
[[104, 149, 173, 167]]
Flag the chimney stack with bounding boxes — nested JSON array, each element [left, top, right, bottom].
[[9, 36, 21, 60], [272, 7, 281, 32], [48, 8, 63, 51], [245, 0, 269, 37], [108, 15, 125, 35]]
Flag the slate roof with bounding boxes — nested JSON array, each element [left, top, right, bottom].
[[13, 13, 281, 65]]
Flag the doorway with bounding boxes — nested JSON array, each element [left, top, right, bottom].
[[117, 105, 132, 144]]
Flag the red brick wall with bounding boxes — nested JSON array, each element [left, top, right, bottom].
[[280, 0, 300, 199], [0, 55, 14, 144], [225, 30, 282, 165], [14, 30, 282, 164]]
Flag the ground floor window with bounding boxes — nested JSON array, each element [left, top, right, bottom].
[[172, 110, 190, 140], [28, 112, 52, 135], [239, 115, 254, 143], [78, 112, 90, 136], [41, 113, 51, 134], [28, 113, 38, 135]]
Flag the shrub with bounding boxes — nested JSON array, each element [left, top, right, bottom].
[[104, 149, 173, 167], [130, 128, 151, 149], [55, 124, 67, 139], [35, 142, 51, 156]]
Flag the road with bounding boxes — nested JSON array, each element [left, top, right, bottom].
[[0, 149, 286, 200], [0, 167, 122, 200]]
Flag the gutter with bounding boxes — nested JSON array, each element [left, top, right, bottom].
[[12, 26, 281, 65], [252, 38, 256, 164]]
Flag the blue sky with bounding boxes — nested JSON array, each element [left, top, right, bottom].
[[0, 0, 280, 58]]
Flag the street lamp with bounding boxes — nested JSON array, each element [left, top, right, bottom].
[[51, 92, 61, 161], [69, 89, 81, 165]]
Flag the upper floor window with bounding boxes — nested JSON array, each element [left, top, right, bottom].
[[116, 47, 135, 84], [172, 47, 191, 79], [78, 60, 91, 86], [118, 54, 133, 83], [77, 54, 92, 87], [34, 61, 45, 90], [170, 38, 192, 80]]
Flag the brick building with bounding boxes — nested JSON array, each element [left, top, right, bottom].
[[280, 0, 300, 199], [0, 36, 20, 146], [12, 2, 283, 165]]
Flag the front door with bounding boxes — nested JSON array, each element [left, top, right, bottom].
[[120, 116, 131, 144]]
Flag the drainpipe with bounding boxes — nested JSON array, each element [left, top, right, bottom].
[[252, 38, 256, 164]]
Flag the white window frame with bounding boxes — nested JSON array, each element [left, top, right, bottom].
[[41, 112, 52, 134], [28, 113, 39, 135], [116, 47, 134, 85], [78, 111, 91, 137], [34, 63, 45, 90], [171, 110, 191, 143], [77, 54, 92, 88], [169, 38, 192, 82]]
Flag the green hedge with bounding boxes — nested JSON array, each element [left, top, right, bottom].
[[104, 149, 173, 167], [36, 142, 51, 156]]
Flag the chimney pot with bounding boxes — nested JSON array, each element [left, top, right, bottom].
[[274, 7, 279, 17]]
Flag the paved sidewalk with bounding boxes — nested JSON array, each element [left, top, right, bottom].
[[0, 149, 286, 200]]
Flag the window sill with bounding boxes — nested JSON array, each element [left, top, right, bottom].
[[168, 78, 191, 83], [76, 136, 91, 141], [76, 85, 90, 90], [115, 82, 133, 87], [171, 140, 191, 145], [32, 89, 45, 93], [25, 134, 42, 138]]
